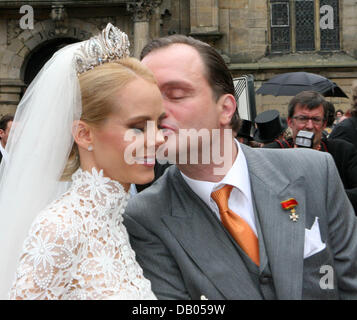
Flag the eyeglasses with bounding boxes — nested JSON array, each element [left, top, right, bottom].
[[292, 115, 324, 125]]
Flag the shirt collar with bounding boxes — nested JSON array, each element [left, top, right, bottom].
[[180, 139, 252, 205]]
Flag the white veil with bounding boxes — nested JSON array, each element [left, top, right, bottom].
[[0, 42, 82, 298]]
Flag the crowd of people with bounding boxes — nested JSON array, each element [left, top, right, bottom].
[[0, 23, 357, 300], [237, 91, 357, 214]]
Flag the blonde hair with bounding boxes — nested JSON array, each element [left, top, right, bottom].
[[61, 57, 157, 180]]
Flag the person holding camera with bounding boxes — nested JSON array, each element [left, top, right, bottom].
[[265, 91, 357, 214]]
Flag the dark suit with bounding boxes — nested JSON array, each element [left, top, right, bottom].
[[326, 138, 357, 213], [124, 146, 357, 299], [329, 117, 357, 150]]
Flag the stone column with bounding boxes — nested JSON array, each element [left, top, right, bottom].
[[0, 19, 7, 48], [127, 0, 162, 58]]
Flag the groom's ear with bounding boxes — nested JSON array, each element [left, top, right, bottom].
[[72, 120, 93, 151], [218, 93, 237, 127]]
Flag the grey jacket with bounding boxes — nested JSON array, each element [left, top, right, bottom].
[[124, 145, 357, 299]]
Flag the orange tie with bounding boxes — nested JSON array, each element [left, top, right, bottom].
[[211, 184, 260, 266]]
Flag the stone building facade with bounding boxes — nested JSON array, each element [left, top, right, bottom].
[[0, 0, 356, 118]]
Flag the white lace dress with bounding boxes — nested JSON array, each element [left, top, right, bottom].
[[9, 168, 156, 300]]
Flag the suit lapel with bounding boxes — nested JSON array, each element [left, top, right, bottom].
[[243, 146, 306, 299], [252, 199, 268, 273], [162, 168, 263, 300]]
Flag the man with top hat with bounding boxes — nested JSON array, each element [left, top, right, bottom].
[[236, 119, 254, 145], [253, 110, 287, 146]]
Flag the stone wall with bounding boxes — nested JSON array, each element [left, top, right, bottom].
[[231, 63, 357, 118], [219, 0, 357, 116], [342, 0, 357, 58], [0, 3, 134, 116], [218, 0, 267, 63], [0, 17, 100, 115], [1, 0, 357, 118]]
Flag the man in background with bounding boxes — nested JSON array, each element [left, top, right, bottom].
[[265, 91, 357, 214], [329, 81, 357, 149], [0, 114, 13, 163]]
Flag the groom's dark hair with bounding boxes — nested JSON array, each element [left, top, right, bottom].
[[140, 34, 240, 134]]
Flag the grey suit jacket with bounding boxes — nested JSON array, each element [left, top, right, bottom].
[[124, 145, 357, 299]]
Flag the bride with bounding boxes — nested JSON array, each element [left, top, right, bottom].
[[0, 24, 165, 299]]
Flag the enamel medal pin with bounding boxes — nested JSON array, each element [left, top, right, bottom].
[[281, 198, 299, 222]]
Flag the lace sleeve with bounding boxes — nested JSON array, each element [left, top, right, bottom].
[[9, 205, 81, 300]]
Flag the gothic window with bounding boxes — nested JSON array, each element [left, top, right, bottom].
[[270, 1, 290, 52], [269, 0, 340, 53], [295, 0, 315, 51]]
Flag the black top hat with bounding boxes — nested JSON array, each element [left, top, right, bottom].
[[253, 110, 287, 143], [237, 119, 254, 140]]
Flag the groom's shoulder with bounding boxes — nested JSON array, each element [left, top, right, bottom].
[[242, 144, 332, 173], [246, 143, 326, 158], [126, 165, 176, 217]]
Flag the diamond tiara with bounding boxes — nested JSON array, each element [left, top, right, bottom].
[[74, 23, 130, 75]]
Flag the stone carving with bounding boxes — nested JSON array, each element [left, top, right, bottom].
[[7, 19, 26, 45], [127, 0, 162, 22], [86, 17, 117, 32], [50, 4, 68, 35]]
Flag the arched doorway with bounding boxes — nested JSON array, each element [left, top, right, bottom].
[[22, 37, 79, 88]]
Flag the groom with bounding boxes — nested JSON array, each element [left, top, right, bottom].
[[124, 35, 357, 299]]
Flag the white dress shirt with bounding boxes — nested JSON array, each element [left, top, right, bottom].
[[129, 184, 138, 196], [180, 140, 257, 236]]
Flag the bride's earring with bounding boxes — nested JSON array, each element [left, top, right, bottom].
[[88, 145, 93, 152]]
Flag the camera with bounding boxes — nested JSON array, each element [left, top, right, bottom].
[[295, 130, 315, 148]]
